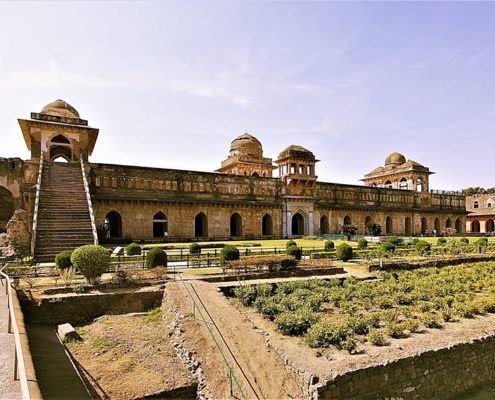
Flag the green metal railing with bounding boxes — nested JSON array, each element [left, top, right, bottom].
[[175, 268, 247, 400]]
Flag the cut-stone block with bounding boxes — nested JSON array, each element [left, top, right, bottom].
[[57, 323, 81, 342]]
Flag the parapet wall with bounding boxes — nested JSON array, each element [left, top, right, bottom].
[[319, 334, 495, 400]]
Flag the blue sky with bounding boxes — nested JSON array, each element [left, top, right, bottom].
[[1, 1, 494, 190]]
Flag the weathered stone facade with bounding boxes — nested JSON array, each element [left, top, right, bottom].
[[0, 100, 467, 244], [466, 193, 495, 233]]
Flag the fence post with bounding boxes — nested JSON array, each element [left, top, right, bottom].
[[229, 368, 234, 397], [186, 255, 189, 269]]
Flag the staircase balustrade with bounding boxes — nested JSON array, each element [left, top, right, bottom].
[[30, 154, 44, 257], [80, 158, 99, 245]]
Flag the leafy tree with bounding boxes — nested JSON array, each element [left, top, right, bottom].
[[286, 245, 302, 260], [341, 224, 357, 241], [55, 250, 73, 270], [324, 240, 335, 251], [365, 222, 382, 236], [125, 243, 141, 256], [146, 248, 167, 268], [71, 245, 110, 284], [336, 243, 353, 262], [220, 245, 240, 265]]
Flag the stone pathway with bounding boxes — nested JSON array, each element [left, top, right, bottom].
[[0, 277, 22, 400]]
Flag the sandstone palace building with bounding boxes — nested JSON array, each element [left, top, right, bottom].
[[0, 100, 466, 260]]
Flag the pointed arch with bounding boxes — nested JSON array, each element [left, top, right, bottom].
[[416, 178, 423, 192], [434, 218, 440, 234], [486, 219, 495, 233], [455, 218, 462, 233], [343, 215, 352, 225], [195, 212, 208, 238], [262, 214, 273, 236], [421, 217, 428, 235], [446, 218, 452, 229], [291, 212, 306, 236], [386, 216, 393, 234], [399, 178, 408, 190], [0, 186, 14, 232], [320, 215, 329, 234], [105, 211, 122, 238], [230, 213, 242, 237], [405, 217, 412, 235], [153, 212, 168, 238], [471, 220, 480, 233]]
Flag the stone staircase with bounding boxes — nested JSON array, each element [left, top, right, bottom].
[[34, 162, 95, 262]]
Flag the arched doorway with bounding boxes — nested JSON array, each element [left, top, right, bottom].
[[291, 213, 305, 236], [421, 217, 428, 235], [386, 216, 393, 234], [230, 213, 242, 237], [262, 214, 273, 236], [0, 186, 14, 232], [446, 218, 452, 229], [455, 218, 462, 233], [153, 212, 168, 238], [385, 180, 392, 189], [405, 217, 412, 235], [399, 178, 408, 190], [343, 215, 352, 225], [486, 219, 495, 233], [416, 178, 423, 192], [105, 211, 122, 238], [471, 220, 480, 233], [252, 172, 259, 177], [195, 213, 208, 238], [49, 134, 73, 162], [320, 215, 329, 234], [434, 218, 440, 234]]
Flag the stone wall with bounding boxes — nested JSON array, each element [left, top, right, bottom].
[[319, 335, 495, 400], [20, 288, 164, 325]]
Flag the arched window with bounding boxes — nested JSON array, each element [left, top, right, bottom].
[[230, 213, 242, 237], [371, 183, 377, 187], [195, 213, 208, 238], [486, 219, 495, 233], [291, 212, 305, 236], [455, 218, 462, 233], [320, 215, 329, 234], [471, 220, 480, 233], [421, 217, 428, 235], [434, 218, 440, 234], [343, 215, 352, 225], [105, 211, 122, 238], [474, 201, 479, 209], [153, 212, 168, 238], [488, 202, 493, 208], [262, 214, 273, 236], [385, 180, 393, 189], [399, 178, 408, 190], [386, 216, 393, 234], [416, 178, 423, 192], [405, 217, 412, 235], [0, 186, 14, 232], [49, 134, 72, 162]]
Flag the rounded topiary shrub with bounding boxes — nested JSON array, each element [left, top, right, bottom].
[[285, 240, 297, 250], [146, 248, 167, 269], [357, 238, 368, 250], [220, 245, 240, 265], [460, 237, 470, 245], [71, 245, 110, 284], [412, 237, 420, 245], [336, 243, 353, 262], [437, 237, 447, 246], [324, 240, 335, 251], [125, 243, 141, 256], [414, 240, 431, 255], [386, 237, 403, 246], [381, 242, 396, 254], [189, 243, 201, 255], [286, 245, 302, 260], [55, 250, 73, 270]]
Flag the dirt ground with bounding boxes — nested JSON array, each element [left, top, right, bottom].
[[162, 280, 307, 399], [66, 312, 196, 399]]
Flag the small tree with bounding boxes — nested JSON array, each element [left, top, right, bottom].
[[460, 237, 470, 245], [341, 224, 357, 241], [71, 245, 110, 285], [414, 240, 431, 256], [55, 250, 73, 270], [189, 243, 201, 255], [285, 240, 297, 249], [437, 237, 447, 246], [324, 240, 335, 251], [357, 238, 368, 250], [365, 222, 382, 236], [125, 243, 141, 256], [336, 243, 353, 262], [286, 245, 302, 260], [220, 245, 240, 265], [381, 241, 396, 255], [146, 248, 168, 269]]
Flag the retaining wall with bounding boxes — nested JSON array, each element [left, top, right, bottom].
[[319, 335, 495, 400]]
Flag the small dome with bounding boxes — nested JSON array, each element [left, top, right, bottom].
[[40, 99, 80, 119], [278, 145, 315, 160], [385, 152, 406, 166], [229, 133, 263, 159]]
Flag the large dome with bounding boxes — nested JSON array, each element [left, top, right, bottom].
[[229, 133, 263, 159], [385, 152, 406, 166], [40, 99, 80, 119]]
